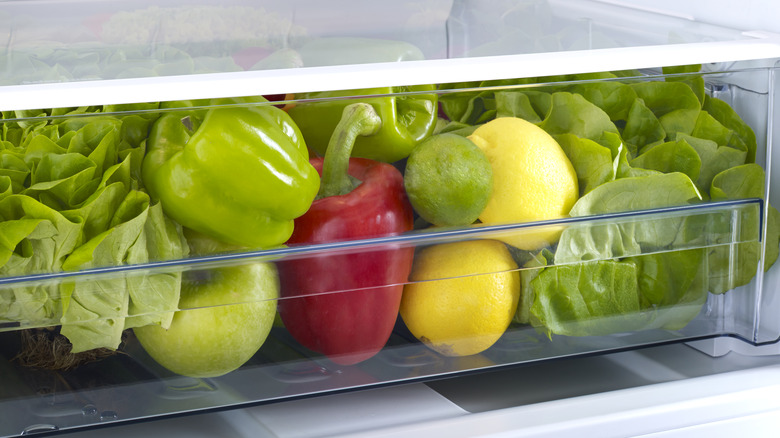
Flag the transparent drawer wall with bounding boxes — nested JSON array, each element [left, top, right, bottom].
[[2, 0, 780, 437], [0, 64, 778, 437]]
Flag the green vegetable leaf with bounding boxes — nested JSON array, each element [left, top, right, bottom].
[[625, 249, 707, 330], [556, 173, 702, 264], [59, 191, 157, 352], [529, 259, 644, 337], [555, 133, 614, 196], [0, 195, 82, 326], [631, 81, 701, 136], [515, 248, 553, 325], [702, 96, 757, 163], [662, 65, 705, 106], [538, 92, 619, 142], [438, 81, 484, 123], [564, 81, 637, 121], [704, 164, 764, 294], [621, 98, 665, 156], [630, 139, 702, 183], [691, 111, 749, 157], [26, 152, 99, 209], [495, 90, 552, 123], [124, 202, 187, 330], [568, 172, 702, 217], [1, 107, 185, 353], [671, 133, 746, 197], [58, 189, 187, 352]]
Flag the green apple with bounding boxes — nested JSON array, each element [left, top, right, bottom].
[[134, 260, 279, 378]]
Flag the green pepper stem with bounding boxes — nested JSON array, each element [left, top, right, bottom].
[[317, 103, 382, 198]]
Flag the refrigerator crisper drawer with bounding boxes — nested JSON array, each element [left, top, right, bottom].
[[2, 0, 780, 436]]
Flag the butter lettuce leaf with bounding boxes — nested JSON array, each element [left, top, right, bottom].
[[0, 108, 187, 354], [625, 249, 707, 330], [555, 134, 614, 196], [630, 139, 702, 183], [60, 191, 186, 353], [622, 98, 665, 156], [563, 81, 637, 121], [557, 172, 702, 264], [703, 96, 757, 163], [631, 81, 702, 136], [705, 164, 765, 294], [495, 90, 552, 123], [0, 196, 82, 326], [663, 65, 706, 106], [529, 260, 644, 337], [538, 92, 619, 142], [568, 172, 702, 217], [440, 67, 776, 339], [671, 133, 746, 197], [527, 250, 707, 337]]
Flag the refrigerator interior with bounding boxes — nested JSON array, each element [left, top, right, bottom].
[[2, 0, 780, 436]]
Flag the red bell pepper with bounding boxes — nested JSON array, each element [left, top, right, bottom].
[[277, 103, 415, 366]]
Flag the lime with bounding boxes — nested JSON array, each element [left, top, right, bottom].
[[404, 133, 492, 227], [400, 239, 520, 356]]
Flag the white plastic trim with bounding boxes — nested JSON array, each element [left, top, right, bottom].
[[335, 364, 780, 438], [2, 38, 780, 112]]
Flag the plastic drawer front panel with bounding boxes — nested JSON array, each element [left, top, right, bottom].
[[0, 57, 779, 436]]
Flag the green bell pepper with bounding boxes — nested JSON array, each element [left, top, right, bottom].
[[142, 97, 320, 248], [288, 86, 438, 163]]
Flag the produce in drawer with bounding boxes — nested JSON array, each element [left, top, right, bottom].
[[1, 64, 779, 373], [400, 239, 520, 357], [403, 133, 493, 227], [0, 105, 188, 359], [277, 103, 415, 365], [288, 85, 438, 163], [467, 117, 579, 250], [133, 231, 278, 378], [142, 96, 320, 249], [438, 65, 780, 338]]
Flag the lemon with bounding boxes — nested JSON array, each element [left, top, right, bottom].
[[400, 239, 520, 357], [468, 117, 578, 250], [404, 133, 493, 227]]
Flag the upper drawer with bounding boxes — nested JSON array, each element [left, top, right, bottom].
[[1, 0, 780, 111]]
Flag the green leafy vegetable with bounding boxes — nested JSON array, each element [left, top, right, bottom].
[[630, 81, 702, 136], [705, 164, 766, 294], [622, 98, 666, 156], [528, 259, 643, 337], [629, 139, 702, 182], [556, 172, 702, 264], [0, 106, 188, 352], [554, 134, 614, 196], [443, 65, 777, 338], [703, 96, 757, 163]]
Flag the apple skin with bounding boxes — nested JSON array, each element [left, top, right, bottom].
[[133, 262, 279, 378]]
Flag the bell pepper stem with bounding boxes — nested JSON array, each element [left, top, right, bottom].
[[318, 103, 382, 198]]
